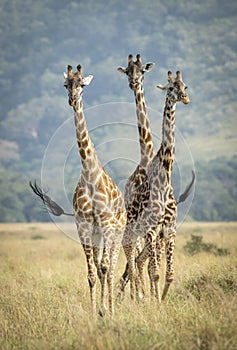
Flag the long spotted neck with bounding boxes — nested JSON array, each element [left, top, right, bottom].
[[134, 86, 155, 168], [73, 95, 101, 174], [160, 96, 176, 178]]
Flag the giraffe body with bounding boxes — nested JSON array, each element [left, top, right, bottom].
[[64, 65, 126, 315]]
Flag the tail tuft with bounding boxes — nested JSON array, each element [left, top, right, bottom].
[[177, 170, 195, 204], [29, 181, 74, 217]]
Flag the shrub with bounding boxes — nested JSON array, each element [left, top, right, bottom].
[[183, 234, 229, 256]]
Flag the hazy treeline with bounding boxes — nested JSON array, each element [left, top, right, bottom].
[[0, 0, 236, 222]]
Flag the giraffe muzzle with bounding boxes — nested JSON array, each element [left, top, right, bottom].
[[69, 98, 75, 107], [129, 83, 137, 91], [182, 96, 190, 104]]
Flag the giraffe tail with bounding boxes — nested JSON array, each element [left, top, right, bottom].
[[29, 180, 74, 217], [176, 170, 196, 204]]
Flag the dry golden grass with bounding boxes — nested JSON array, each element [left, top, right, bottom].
[[0, 222, 237, 350]]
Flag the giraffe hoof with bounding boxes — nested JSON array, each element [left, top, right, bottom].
[[116, 291, 125, 304], [98, 307, 107, 317], [153, 274, 160, 282], [137, 292, 145, 303]]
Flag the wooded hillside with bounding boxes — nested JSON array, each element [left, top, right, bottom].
[[0, 0, 236, 222]]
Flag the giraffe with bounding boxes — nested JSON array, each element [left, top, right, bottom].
[[122, 70, 190, 301], [117, 56, 194, 300], [30, 65, 126, 316], [63, 64, 127, 316], [117, 54, 155, 297]]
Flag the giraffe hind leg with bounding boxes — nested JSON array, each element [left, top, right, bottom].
[[136, 243, 150, 301], [144, 229, 161, 301], [162, 231, 176, 301], [116, 237, 143, 302], [124, 243, 137, 301], [116, 262, 129, 303], [149, 233, 165, 301]]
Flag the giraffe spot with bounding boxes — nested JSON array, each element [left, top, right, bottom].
[[139, 113, 145, 124], [82, 201, 92, 212], [93, 193, 106, 202], [141, 127, 146, 139], [111, 188, 119, 200], [145, 133, 152, 143], [164, 148, 171, 157], [159, 171, 167, 184], [80, 148, 86, 160], [137, 93, 142, 103], [81, 139, 88, 149], [87, 184, 94, 197], [103, 174, 109, 187], [98, 186, 106, 195]]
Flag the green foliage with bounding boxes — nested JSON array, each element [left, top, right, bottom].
[[184, 234, 229, 256], [189, 156, 237, 221], [0, 168, 50, 222]]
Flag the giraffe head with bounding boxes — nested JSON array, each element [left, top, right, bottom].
[[157, 71, 190, 104], [117, 54, 155, 91], [63, 65, 93, 107]]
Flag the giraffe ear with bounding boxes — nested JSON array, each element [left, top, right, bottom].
[[156, 84, 168, 90], [142, 62, 155, 72], [63, 72, 67, 79], [117, 66, 127, 74], [82, 75, 93, 85]]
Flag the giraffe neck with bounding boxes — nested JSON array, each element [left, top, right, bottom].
[[134, 87, 155, 168], [73, 96, 101, 174], [160, 96, 176, 175]]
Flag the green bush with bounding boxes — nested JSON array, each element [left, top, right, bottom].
[[183, 234, 229, 256]]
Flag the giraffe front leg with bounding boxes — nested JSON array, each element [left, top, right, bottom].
[[98, 245, 110, 317], [116, 262, 129, 303], [123, 242, 137, 301], [147, 258, 155, 297], [107, 237, 121, 316], [162, 231, 176, 301], [116, 229, 131, 302], [93, 246, 102, 280], [116, 236, 143, 302], [82, 244, 97, 315], [146, 229, 161, 301], [136, 243, 150, 301], [148, 230, 165, 300]]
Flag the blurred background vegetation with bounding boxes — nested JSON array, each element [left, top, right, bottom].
[[0, 0, 236, 222]]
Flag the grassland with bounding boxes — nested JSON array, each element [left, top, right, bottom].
[[0, 222, 236, 350]]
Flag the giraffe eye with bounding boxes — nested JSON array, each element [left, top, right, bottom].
[[185, 86, 188, 90], [169, 87, 174, 91]]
